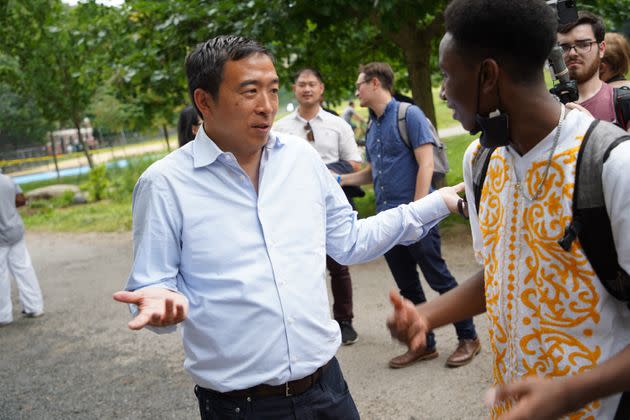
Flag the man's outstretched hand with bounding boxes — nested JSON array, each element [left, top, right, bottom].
[[437, 182, 466, 214], [386, 289, 430, 352], [113, 287, 188, 330]]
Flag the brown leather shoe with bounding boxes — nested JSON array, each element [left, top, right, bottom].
[[446, 338, 481, 367], [388, 348, 438, 369]]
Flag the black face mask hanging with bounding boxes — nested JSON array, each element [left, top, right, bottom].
[[470, 65, 510, 148]]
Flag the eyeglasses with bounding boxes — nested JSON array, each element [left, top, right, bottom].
[[304, 122, 314, 142], [558, 40, 598, 55], [355, 79, 371, 90]]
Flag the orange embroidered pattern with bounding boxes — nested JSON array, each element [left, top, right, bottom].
[[478, 140, 602, 419]]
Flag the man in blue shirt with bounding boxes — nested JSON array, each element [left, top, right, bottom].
[[112, 36, 467, 419], [340, 62, 479, 370]]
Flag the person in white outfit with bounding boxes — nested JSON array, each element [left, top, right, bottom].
[[0, 170, 44, 325]]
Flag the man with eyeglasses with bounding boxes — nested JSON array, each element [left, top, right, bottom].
[[274, 68, 363, 346], [340, 62, 480, 370], [558, 11, 628, 130]]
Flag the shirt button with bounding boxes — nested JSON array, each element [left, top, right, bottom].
[[384, 201, 388, 205], [377, 154, 381, 158], [288, 316, 295, 324], [247, 397, 252, 402], [235, 407, 240, 413]]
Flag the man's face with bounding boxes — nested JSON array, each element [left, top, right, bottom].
[[438, 33, 480, 131], [354, 72, 373, 108], [293, 71, 324, 107], [203, 53, 278, 152], [557, 24, 604, 84]]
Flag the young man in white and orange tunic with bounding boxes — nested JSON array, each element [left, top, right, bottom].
[[387, 1, 630, 419]]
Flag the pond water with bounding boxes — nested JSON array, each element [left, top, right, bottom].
[[11, 159, 129, 185]]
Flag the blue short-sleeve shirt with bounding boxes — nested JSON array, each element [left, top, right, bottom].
[[366, 99, 435, 212]]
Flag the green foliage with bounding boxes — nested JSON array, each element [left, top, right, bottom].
[[84, 164, 109, 201], [108, 155, 157, 202], [0, 82, 49, 149]]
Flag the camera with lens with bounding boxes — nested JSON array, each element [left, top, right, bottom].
[[547, 0, 579, 103]]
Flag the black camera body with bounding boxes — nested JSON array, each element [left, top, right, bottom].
[[554, 0, 578, 25], [547, 0, 579, 103]]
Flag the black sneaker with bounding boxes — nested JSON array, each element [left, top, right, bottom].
[[338, 320, 358, 345]]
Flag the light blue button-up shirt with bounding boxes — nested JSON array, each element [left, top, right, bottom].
[[126, 127, 448, 392]]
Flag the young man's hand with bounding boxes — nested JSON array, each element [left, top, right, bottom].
[[386, 290, 430, 352], [485, 376, 574, 420]]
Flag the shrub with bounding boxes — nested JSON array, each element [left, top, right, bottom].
[[84, 164, 109, 201]]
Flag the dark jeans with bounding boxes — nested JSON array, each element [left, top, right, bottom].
[[326, 255, 353, 321], [384, 226, 476, 349], [194, 357, 359, 420]]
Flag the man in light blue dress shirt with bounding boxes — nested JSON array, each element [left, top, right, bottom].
[[113, 35, 465, 419]]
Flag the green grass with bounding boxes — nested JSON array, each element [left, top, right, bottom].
[[21, 154, 161, 232], [23, 199, 132, 232]]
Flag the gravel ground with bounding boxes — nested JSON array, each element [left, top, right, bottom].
[[1, 226, 491, 420]]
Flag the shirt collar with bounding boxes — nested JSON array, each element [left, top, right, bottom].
[[294, 106, 324, 123], [369, 98, 397, 122], [193, 126, 283, 169]]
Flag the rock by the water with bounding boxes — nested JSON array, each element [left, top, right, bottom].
[[26, 184, 81, 200]]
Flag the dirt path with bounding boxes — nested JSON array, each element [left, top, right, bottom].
[[0, 226, 491, 419]]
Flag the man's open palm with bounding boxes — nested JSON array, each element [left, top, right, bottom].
[[113, 287, 188, 330]]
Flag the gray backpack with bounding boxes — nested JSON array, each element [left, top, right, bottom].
[[471, 119, 630, 303], [397, 102, 449, 188]]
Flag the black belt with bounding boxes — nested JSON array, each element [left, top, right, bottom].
[[198, 360, 331, 398]]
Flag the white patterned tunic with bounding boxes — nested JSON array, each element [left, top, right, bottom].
[[463, 109, 630, 419]]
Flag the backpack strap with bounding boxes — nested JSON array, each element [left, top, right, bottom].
[[397, 102, 412, 149], [559, 119, 630, 302], [471, 145, 496, 213]]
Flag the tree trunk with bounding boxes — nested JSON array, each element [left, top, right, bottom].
[[162, 124, 171, 152], [404, 39, 435, 126], [384, 17, 444, 128], [49, 132, 60, 180], [74, 120, 94, 168]]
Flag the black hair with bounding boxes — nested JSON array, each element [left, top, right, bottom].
[[177, 105, 201, 147], [558, 11, 606, 43], [294, 68, 324, 83], [185, 35, 273, 115], [444, 0, 558, 83]]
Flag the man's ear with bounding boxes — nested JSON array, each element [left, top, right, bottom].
[[479, 59, 500, 95], [194, 88, 214, 119], [599, 41, 606, 59]]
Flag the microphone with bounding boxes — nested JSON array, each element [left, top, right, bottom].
[[548, 45, 579, 103]]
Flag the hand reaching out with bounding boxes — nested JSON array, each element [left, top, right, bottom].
[[485, 376, 574, 420], [437, 182, 466, 215], [113, 287, 189, 330], [386, 289, 430, 352]]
